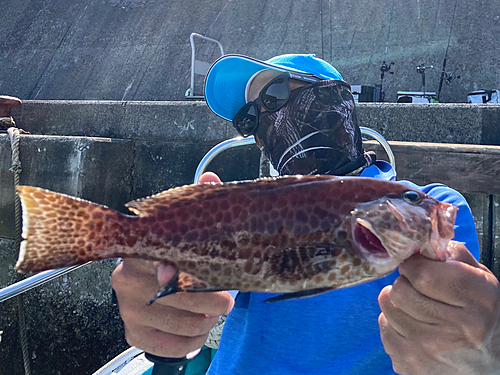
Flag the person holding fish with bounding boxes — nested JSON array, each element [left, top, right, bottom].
[[15, 54, 500, 374], [107, 54, 500, 374]]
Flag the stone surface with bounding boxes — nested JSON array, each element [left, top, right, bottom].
[[8, 101, 500, 145], [1, 0, 500, 103]]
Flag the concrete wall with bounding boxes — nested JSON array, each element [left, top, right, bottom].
[[0, 100, 499, 374], [1, 0, 500, 103]]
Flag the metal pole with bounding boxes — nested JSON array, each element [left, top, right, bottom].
[[0, 264, 88, 303]]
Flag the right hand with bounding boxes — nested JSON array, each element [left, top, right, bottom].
[[111, 172, 235, 358]]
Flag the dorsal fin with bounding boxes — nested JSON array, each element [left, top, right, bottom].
[[125, 182, 229, 216], [125, 175, 336, 216]]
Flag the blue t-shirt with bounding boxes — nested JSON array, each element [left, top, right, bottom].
[[207, 162, 480, 375]]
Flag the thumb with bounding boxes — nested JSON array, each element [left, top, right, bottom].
[[198, 172, 222, 185], [447, 240, 481, 268], [155, 262, 179, 286]]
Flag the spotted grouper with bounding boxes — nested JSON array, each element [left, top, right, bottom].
[[15, 175, 457, 303]]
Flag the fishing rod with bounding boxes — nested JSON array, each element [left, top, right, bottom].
[[379, 61, 394, 102], [437, 0, 459, 102]]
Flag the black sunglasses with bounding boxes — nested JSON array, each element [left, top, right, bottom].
[[232, 72, 321, 137]]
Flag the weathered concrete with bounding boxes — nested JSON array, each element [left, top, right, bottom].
[[1, 0, 500, 103], [9, 101, 500, 145]]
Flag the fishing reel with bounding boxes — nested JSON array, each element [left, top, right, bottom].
[[444, 72, 461, 85], [380, 61, 394, 81]]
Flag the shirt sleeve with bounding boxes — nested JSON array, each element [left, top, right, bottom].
[[398, 181, 481, 261]]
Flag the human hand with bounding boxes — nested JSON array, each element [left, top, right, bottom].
[[111, 172, 234, 357], [378, 241, 500, 375]]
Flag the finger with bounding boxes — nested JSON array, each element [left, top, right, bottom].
[[398, 253, 496, 307], [390, 275, 462, 324], [154, 289, 235, 316], [155, 262, 179, 286], [121, 300, 220, 337], [198, 172, 222, 185], [378, 312, 408, 360], [112, 258, 158, 297], [124, 323, 208, 358], [379, 285, 462, 342], [379, 286, 408, 338]]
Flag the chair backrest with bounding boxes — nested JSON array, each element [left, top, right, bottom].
[[185, 33, 224, 100]]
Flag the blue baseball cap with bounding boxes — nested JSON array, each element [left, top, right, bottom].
[[204, 54, 343, 121]]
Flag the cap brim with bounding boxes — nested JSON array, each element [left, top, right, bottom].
[[204, 54, 311, 121]]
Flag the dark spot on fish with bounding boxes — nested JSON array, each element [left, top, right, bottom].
[[266, 222, 275, 234], [220, 200, 230, 210], [179, 224, 189, 235], [249, 217, 257, 232], [239, 247, 252, 259], [223, 212, 232, 223], [295, 210, 308, 223], [95, 222, 103, 232], [92, 212, 103, 219], [185, 231, 198, 242], [210, 263, 221, 271], [337, 230, 347, 239], [157, 211, 166, 221], [239, 209, 249, 221], [341, 265, 350, 275], [199, 229, 209, 242], [232, 205, 241, 218], [201, 268, 210, 276], [256, 219, 266, 233], [353, 257, 362, 267], [332, 248, 342, 257], [309, 215, 319, 229], [171, 234, 181, 247]]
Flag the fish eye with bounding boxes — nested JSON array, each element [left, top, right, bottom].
[[403, 191, 422, 204]]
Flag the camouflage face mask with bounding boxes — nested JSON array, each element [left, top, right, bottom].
[[253, 80, 374, 176]]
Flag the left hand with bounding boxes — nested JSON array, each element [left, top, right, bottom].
[[378, 241, 500, 375]]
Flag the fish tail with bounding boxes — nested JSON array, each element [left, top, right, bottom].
[[15, 186, 130, 273]]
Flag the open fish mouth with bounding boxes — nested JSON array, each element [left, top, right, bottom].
[[354, 219, 391, 259]]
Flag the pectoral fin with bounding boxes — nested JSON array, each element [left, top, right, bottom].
[[263, 287, 335, 303], [148, 271, 223, 305]]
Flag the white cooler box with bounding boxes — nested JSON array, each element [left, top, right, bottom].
[[397, 91, 437, 103], [467, 90, 500, 104]]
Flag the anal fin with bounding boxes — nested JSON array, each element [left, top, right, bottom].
[[264, 287, 335, 303]]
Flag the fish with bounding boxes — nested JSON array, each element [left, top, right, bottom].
[[14, 175, 457, 303]]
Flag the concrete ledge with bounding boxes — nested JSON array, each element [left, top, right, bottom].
[[10, 101, 500, 145]]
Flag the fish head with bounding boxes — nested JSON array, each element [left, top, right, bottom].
[[350, 190, 457, 268]]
